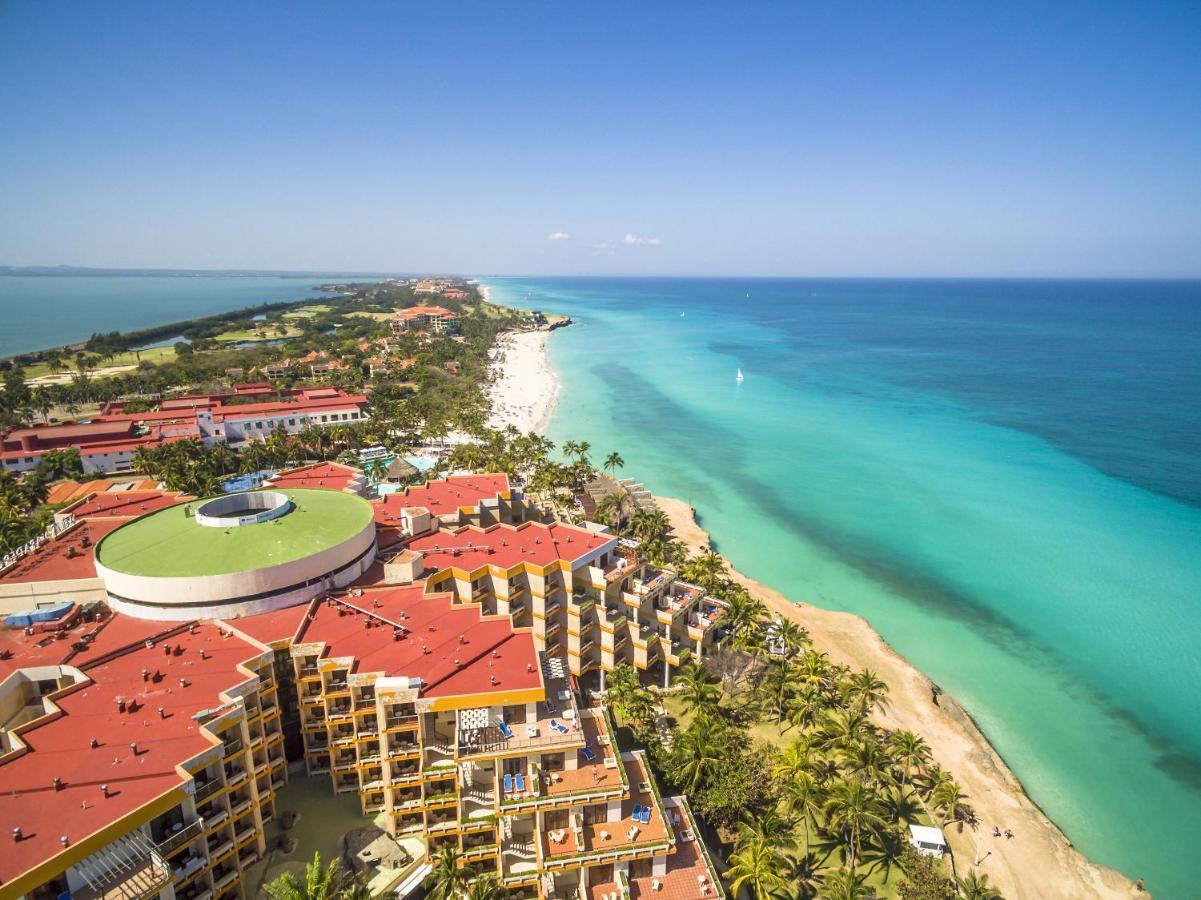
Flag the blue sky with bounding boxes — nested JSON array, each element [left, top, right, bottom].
[[1, 1, 1199, 276]]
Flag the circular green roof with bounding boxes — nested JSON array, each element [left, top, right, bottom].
[[95, 488, 374, 578]]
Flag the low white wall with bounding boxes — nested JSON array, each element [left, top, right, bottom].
[[96, 521, 376, 617]]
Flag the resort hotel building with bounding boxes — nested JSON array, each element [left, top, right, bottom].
[[0, 470, 726, 900], [0, 385, 369, 476]]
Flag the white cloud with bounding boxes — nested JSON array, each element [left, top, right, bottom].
[[591, 241, 614, 256], [547, 231, 571, 241], [622, 232, 662, 246]]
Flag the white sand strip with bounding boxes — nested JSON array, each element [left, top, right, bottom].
[[486, 330, 561, 435]]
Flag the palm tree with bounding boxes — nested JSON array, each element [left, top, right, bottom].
[[844, 669, 889, 715], [629, 507, 668, 543], [822, 779, 888, 871], [725, 835, 790, 900], [670, 713, 725, 792], [956, 871, 1002, 900], [841, 738, 894, 788], [264, 852, 349, 900], [931, 779, 972, 830], [594, 491, 627, 530], [364, 456, 387, 483], [603, 451, 624, 475], [784, 683, 823, 733], [774, 619, 810, 656], [681, 549, 727, 593], [675, 661, 721, 716], [781, 769, 824, 855], [463, 876, 509, 900], [820, 709, 871, 752], [722, 591, 767, 647], [887, 731, 928, 789], [818, 867, 875, 900], [425, 846, 475, 900], [604, 663, 655, 730], [736, 809, 797, 854]]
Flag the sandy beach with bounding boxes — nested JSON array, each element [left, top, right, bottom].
[[486, 329, 561, 434], [652, 493, 1139, 900]]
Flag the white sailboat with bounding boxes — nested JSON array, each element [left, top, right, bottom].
[[736, 368, 744, 383]]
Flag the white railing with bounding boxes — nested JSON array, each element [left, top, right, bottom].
[[1, 514, 78, 573]]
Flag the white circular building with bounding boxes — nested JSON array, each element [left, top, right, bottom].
[[94, 488, 377, 620]]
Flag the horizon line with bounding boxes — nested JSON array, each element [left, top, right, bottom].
[[3, 265, 1200, 282]]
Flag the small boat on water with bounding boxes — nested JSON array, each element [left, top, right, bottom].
[[736, 368, 744, 383]]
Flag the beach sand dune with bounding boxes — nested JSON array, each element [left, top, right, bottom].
[[653, 494, 1139, 900]]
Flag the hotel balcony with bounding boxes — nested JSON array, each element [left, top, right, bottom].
[[172, 852, 207, 886], [384, 710, 420, 732], [685, 598, 727, 639], [193, 775, 224, 804], [156, 818, 206, 857], [541, 713, 626, 802], [627, 798, 724, 899], [456, 675, 585, 759], [596, 603, 627, 631], [390, 765, 421, 786], [544, 755, 673, 869], [633, 567, 673, 599]]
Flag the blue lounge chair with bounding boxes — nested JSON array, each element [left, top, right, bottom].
[[515, 772, 526, 792], [498, 719, 513, 739], [640, 806, 651, 825], [549, 718, 562, 733], [504, 773, 514, 793], [580, 746, 596, 762], [631, 804, 644, 821]]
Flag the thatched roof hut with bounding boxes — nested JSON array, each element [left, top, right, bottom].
[[385, 456, 420, 483]]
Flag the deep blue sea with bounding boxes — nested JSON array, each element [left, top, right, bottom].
[[0, 274, 357, 356], [484, 277, 1201, 898]]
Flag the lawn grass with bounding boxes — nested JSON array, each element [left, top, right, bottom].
[[95, 488, 373, 576], [344, 310, 398, 321], [22, 346, 178, 379], [281, 304, 333, 319], [214, 324, 304, 342]]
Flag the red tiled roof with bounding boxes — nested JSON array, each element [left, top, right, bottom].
[[409, 521, 614, 573], [210, 394, 367, 423], [68, 490, 182, 520], [267, 461, 362, 492], [0, 621, 266, 888], [2, 420, 133, 448], [374, 473, 510, 521], [0, 520, 123, 584], [221, 603, 312, 647], [295, 586, 542, 700], [47, 480, 109, 505], [395, 305, 457, 319]]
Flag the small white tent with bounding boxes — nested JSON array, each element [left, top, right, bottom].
[[908, 824, 949, 858]]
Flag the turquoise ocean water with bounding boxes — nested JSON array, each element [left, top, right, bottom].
[[484, 277, 1201, 898], [0, 274, 359, 356]]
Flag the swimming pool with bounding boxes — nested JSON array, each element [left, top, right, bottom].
[[221, 469, 278, 492], [372, 456, 438, 493]]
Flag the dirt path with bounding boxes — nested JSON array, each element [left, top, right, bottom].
[[653, 494, 1139, 900]]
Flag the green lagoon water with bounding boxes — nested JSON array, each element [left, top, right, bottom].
[[485, 277, 1201, 897]]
